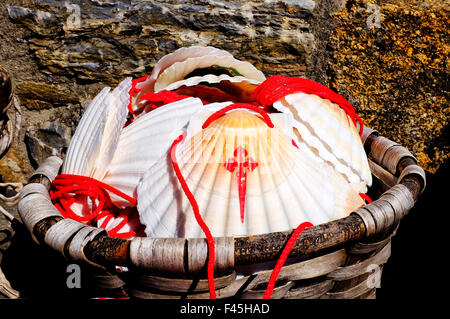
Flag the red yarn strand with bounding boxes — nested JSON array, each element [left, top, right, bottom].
[[170, 133, 217, 299], [359, 192, 373, 204], [140, 90, 191, 106], [254, 76, 364, 136], [263, 221, 313, 299], [177, 85, 239, 102], [202, 103, 274, 129], [128, 75, 149, 114]]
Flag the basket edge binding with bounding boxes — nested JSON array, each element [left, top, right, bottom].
[[17, 128, 426, 277]]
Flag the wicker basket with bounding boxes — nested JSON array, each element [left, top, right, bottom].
[[17, 125, 426, 299]]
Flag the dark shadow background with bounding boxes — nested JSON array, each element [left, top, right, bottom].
[[378, 158, 447, 301]]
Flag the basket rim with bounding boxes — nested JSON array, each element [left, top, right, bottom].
[[18, 127, 426, 274]]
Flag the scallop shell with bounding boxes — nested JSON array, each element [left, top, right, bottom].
[[138, 46, 233, 92], [131, 46, 265, 113], [154, 54, 266, 92], [59, 78, 131, 221], [137, 108, 365, 238], [62, 77, 132, 177], [101, 97, 205, 207], [61, 86, 110, 176], [91, 78, 133, 180], [163, 74, 262, 93], [273, 92, 372, 189]]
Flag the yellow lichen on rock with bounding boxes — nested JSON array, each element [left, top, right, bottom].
[[329, 0, 449, 173]]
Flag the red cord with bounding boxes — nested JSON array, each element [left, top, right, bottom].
[[170, 133, 217, 299], [50, 174, 137, 238], [140, 90, 192, 109], [202, 103, 274, 129], [263, 221, 313, 299], [134, 88, 210, 113], [177, 85, 239, 102], [359, 192, 373, 204], [254, 76, 364, 136], [97, 210, 137, 239], [128, 75, 149, 114], [99, 213, 113, 229]]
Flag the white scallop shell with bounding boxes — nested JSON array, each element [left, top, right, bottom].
[[91, 78, 133, 180], [101, 97, 205, 207], [273, 92, 372, 189], [154, 54, 266, 92], [131, 46, 264, 114], [163, 74, 262, 93], [62, 77, 132, 177], [59, 78, 131, 222], [138, 46, 233, 92], [137, 109, 365, 238], [62, 86, 110, 176]]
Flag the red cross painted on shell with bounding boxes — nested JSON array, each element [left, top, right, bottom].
[[224, 146, 258, 223]]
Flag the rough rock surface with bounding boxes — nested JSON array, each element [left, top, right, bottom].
[[24, 121, 70, 169], [6, 0, 317, 84], [1, 0, 447, 182], [0, 0, 322, 184], [328, 0, 449, 174], [0, 0, 446, 184]]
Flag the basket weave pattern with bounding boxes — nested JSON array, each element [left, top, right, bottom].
[[17, 126, 426, 299]]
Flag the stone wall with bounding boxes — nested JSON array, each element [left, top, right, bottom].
[[329, 0, 448, 174], [1, 0, 447, 186], [0, 0, 323, 184]]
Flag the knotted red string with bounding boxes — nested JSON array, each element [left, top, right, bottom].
[[133, 88, 210, 115], [50, 174, 137, 238], [254, 75, 364, 136], [96, 208, 138, 239]]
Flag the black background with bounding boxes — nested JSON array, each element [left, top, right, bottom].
[[377, 160, 446, 303]]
